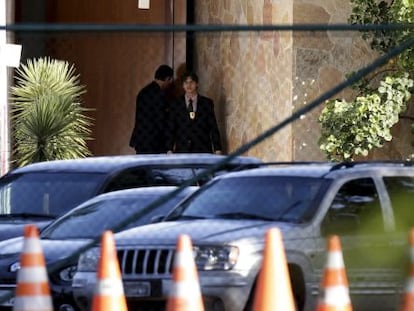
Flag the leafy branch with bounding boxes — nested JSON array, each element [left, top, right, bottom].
[[318, 0, 414, 161]]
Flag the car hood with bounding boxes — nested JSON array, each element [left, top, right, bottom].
[[0, 237, 92, 262], [114, 219, 307, 245], [0, 220, 52, 242]]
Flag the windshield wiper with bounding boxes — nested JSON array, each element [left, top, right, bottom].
[[0, 213, 56, 219], [214, 212, 274, 221]]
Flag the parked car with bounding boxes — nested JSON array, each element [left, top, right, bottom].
[[74, 161, 414, 311], [0, 153, 261, 241], [0, 185, 198, 311]]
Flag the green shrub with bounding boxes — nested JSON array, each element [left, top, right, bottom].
[[10, 57, 94, 166]]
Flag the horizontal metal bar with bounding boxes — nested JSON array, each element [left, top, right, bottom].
[[1, 23, 414, 33]]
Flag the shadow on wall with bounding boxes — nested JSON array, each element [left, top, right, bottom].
[[168, 63, 187, 101]]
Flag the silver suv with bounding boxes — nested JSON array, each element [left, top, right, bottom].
[[73, 162, 414, 311]]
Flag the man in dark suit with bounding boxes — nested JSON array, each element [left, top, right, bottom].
[[129, 64, 174, 154], [166, 71, 222, 154]]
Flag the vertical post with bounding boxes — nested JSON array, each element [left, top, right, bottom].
[[0, 0, 8, 176], [185, 0, 194, 72], [0, 1, 21, 176]]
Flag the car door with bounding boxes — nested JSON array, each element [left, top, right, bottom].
[[316, 177, 401, 311], [380, 176, 414, 307]]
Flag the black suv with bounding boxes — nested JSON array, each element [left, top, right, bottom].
[[0, 153, 261, 241]]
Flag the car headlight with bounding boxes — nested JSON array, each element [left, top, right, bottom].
[[194, 245, 238, 270], [9, 261, 20, 273], [77, 247, 100, 272], [59, 265, 78, 282]]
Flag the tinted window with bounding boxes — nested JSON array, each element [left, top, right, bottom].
[[322, 178, 383, 234], [150, 168, 212, 186], [105, 169, 149, 191], [167, 176, 328, 223], [149, 165, 251, 186], [41, 192, 188, 239], [383, 176, 414, 231], [0, 173, 105, 217]]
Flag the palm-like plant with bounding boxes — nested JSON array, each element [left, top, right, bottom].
[[10, 57, 94, 167]]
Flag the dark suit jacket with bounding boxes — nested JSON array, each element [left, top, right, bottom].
[[129, 81, 168, 153], [166, 95, 222, 153]]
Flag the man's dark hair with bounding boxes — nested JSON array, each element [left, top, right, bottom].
[[154, 64, 174, 81], [181, 71, 199, 83]]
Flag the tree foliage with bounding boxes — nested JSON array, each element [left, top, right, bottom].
[[10, 57, 94, 167], [318, 0, 414, 161]]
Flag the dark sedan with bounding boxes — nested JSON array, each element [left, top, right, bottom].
[[0, 185, 198, 311]]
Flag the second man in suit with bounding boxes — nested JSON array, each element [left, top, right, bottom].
[[166, 71, 222, 154]]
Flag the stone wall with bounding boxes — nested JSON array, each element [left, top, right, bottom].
[[292, 1, 377, 160], [194, 1, 293, 161], [195, 0, 414, 161]]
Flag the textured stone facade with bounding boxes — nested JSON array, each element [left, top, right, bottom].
[[194, 0, 293, 161], [194, 0, 414, 161]]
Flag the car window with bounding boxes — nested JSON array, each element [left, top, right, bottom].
[[105, 169, 149, 191], [383, 176, 414, 232], [322, 178, 383, 235], [150, 168, 211, 186], [106, 164, 255, 191], [0, 173, 105, 217], [167, 176, 328, 223], [41, 193, 187, 239]]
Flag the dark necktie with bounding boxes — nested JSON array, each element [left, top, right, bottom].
[[188, 99, 195, 120], [188, 99, 194, 112]]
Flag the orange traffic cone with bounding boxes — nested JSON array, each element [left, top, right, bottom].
[[316, 235, 352, 311], [252, 227, 295, 311], [13, 224, 53, 311], [400, 228, 414, 311], [91, 230, 127, 311], [166, 234, 204, 311]]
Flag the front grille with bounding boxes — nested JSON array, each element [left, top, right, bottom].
[[117, 248, 175, 276]]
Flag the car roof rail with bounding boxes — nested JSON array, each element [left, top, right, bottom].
[[230, 161, 332, 171], [330, 160, 414, 171], [259, 161, 333, 167]]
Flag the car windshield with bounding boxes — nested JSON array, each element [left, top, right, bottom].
[[0, 173, 105, 218], [40, 192, 187, 239], [165, 176, 329, 223]]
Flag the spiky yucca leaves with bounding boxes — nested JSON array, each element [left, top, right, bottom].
[[10, 57, 93, 166]]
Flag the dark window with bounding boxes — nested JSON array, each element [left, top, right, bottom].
[[150, 168, 212, 186], [105, 169, 149, 191], [322, 178, 383, 235], [41, 192, 188, 239], [0, 173, 105, 217]]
